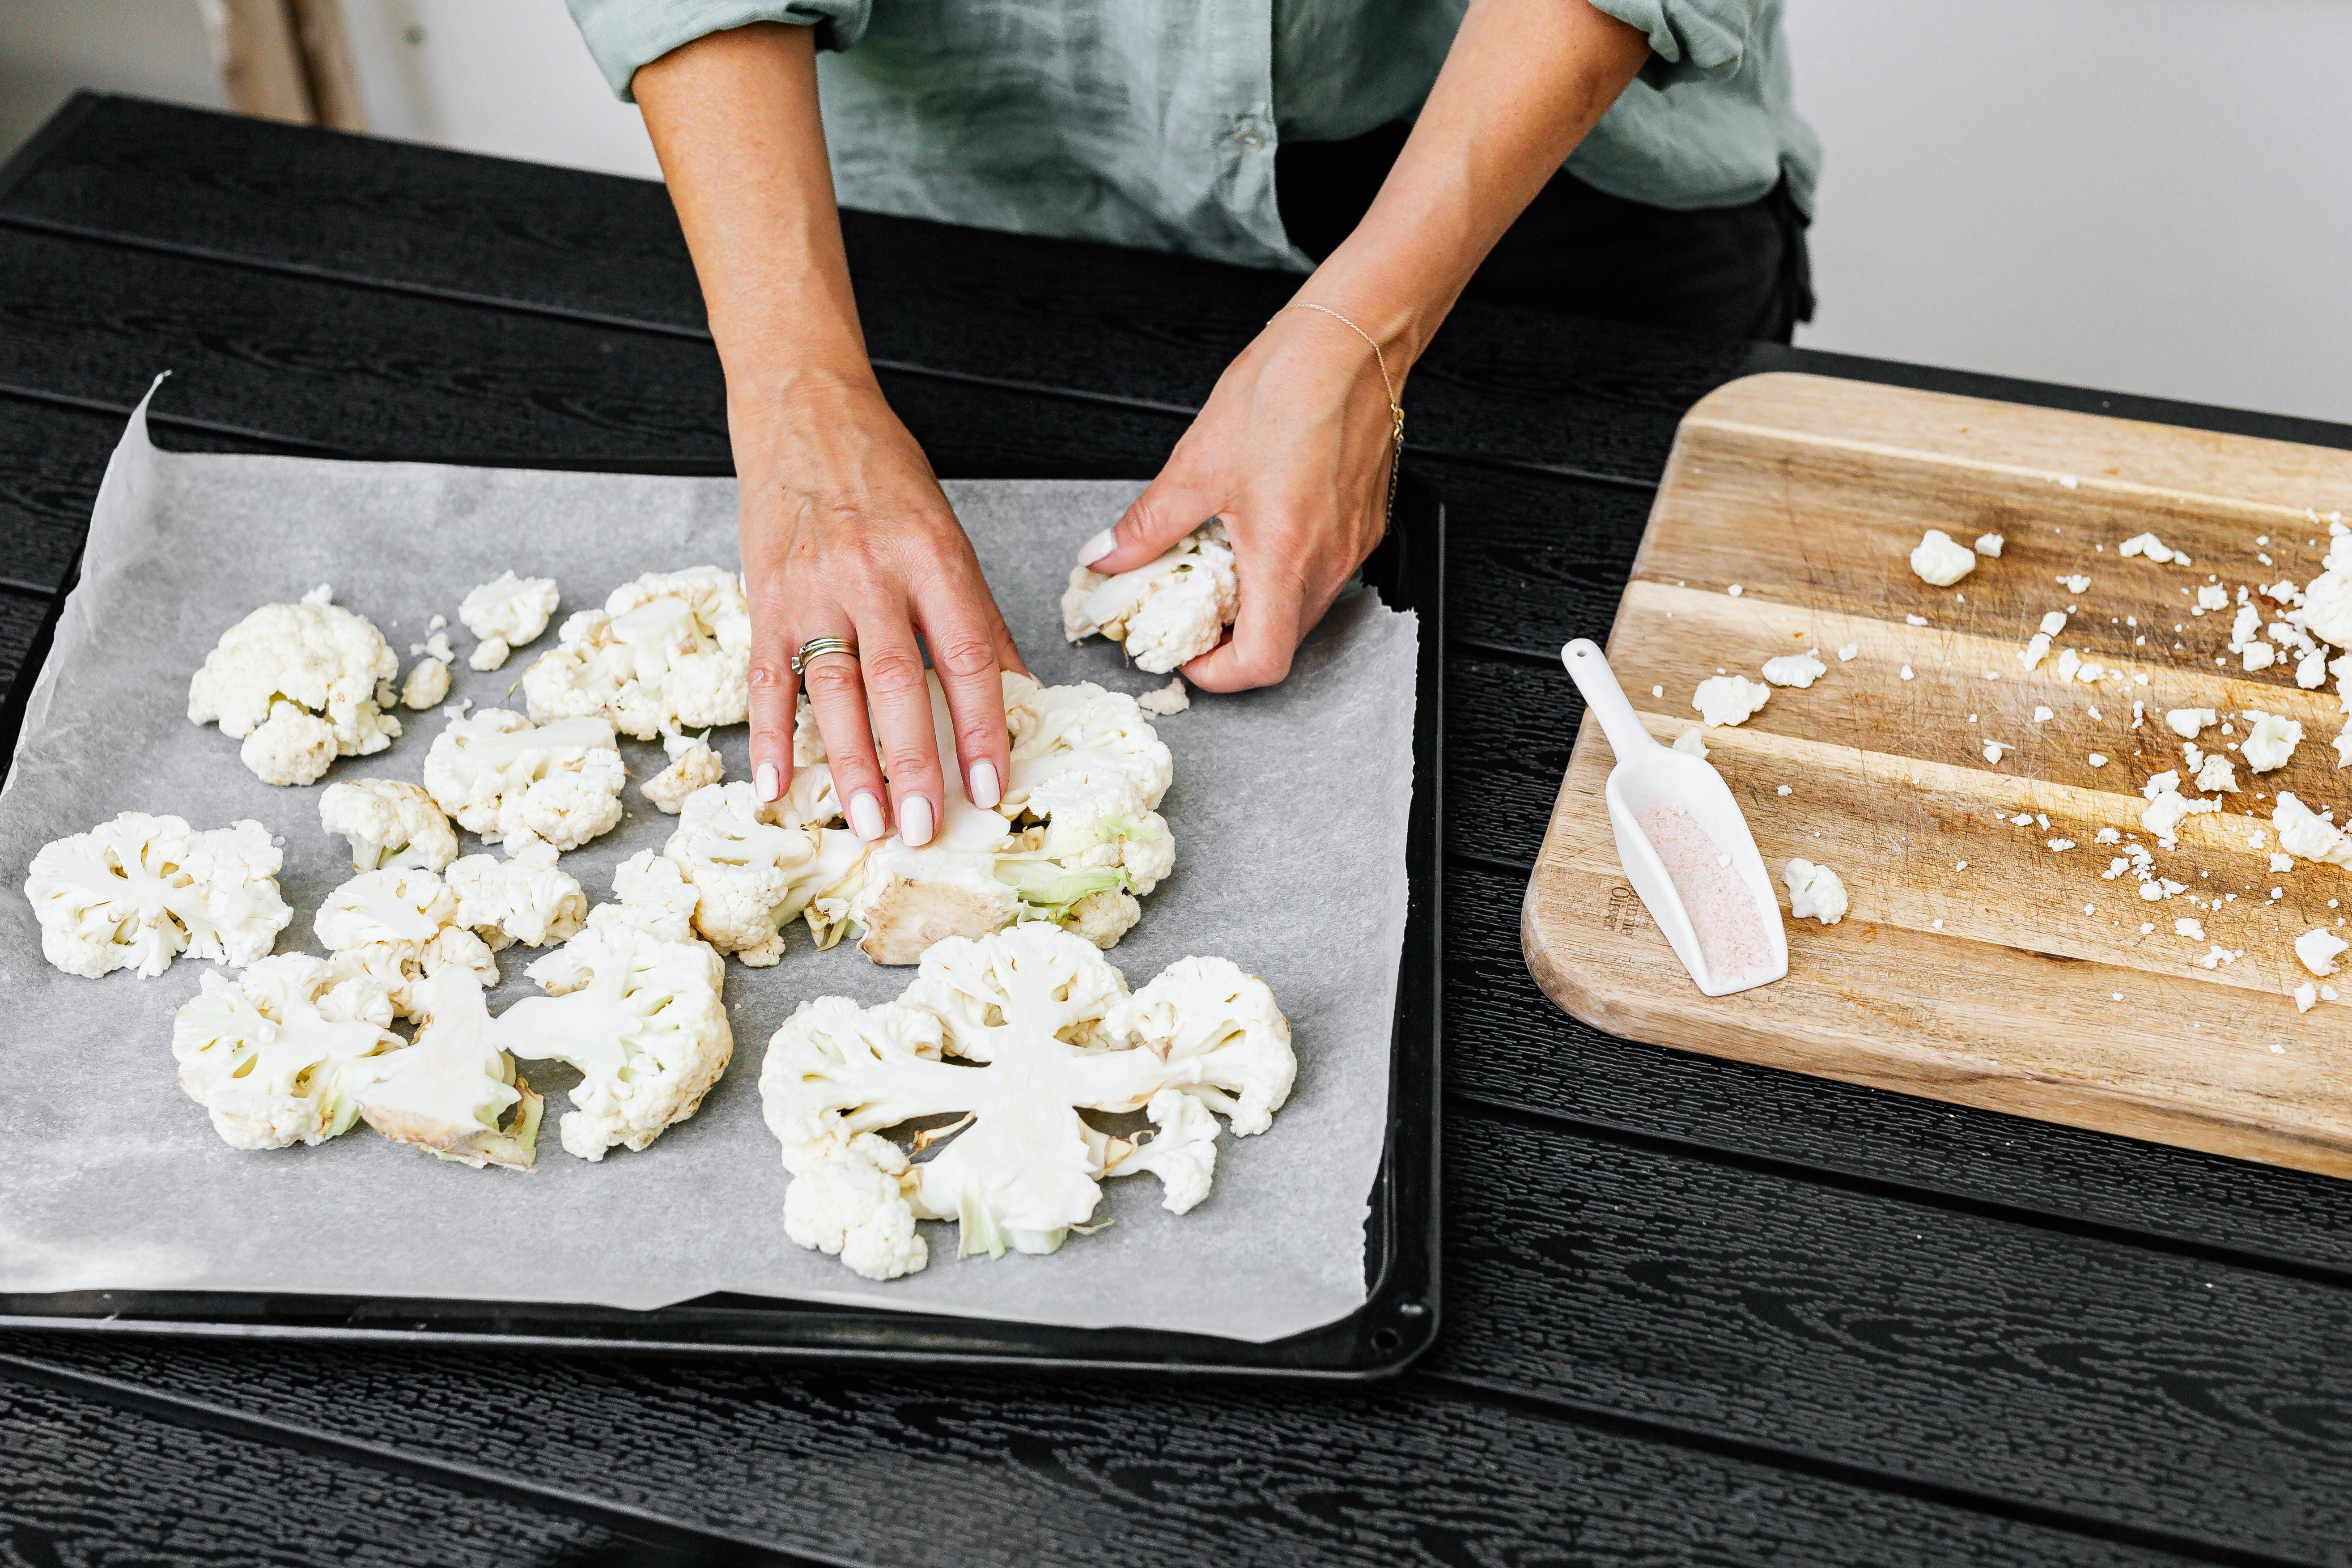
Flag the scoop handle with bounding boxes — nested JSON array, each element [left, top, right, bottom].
[[1561, 638, 1661, 761]]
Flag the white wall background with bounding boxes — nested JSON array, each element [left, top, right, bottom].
[[1782, 0, 2352, 424], [2, 0, 2347, 425]]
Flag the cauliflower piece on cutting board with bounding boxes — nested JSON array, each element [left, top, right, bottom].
[[318, 779, 457, 872], [459, 571, 561, 672], [522, 566, 749, 739], [25, 812, 293, 980], [1908, 529, 1975, 586], [422, 708, 625, 854], [759, 924, 1294, 1280], [1061, 520, 1239, 674], [1692, 675, 1769, 728], [188, 599, 403, 785], [171, 954, 403, 1149], [1783, 858, 1848, 925]]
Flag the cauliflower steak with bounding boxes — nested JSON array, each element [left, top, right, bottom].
[[25, 812, 293, 980], [759, 925, 1294, 1280], [422, 708, 625, 854]]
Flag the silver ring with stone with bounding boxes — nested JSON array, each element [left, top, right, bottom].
[[789, 635, 859, 677]]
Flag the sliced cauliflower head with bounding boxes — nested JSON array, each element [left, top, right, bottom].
[[25, 813, 292, 980], [188, 600, 403, 784], [761, 925, 1295, 1278], [357, 967, 543, 1170], [1062, 520, 1239, 673], [171, 954, 403, 1149], [458, 572, 560, 672], [313, 866, 499, 1019], [522, 566, 750, 739], [663, 779, 866, 964], [643, 729, 726, 813], [504, 908, 734, 1160], [421, 708, 625, 853], [445, 842, 587, 949], [318, 779, 458, 872]]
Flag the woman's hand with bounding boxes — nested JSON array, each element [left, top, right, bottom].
[[733, 368, 1022, 845], [1080, 306, 1401, 690]]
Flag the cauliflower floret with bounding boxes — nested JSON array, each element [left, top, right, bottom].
[[2273, 793, 2352, 867], [663, 779, 866, 964], [1098, 1088, 1220, 1213], [594, 850, 705, 942], [1097, 952, 1296, 1135], [1136, 676, 1190, 716], [1061, 520, 1239, 674], [356, 967, 543, 1170], [643, 729, 726, 813], [2242, 711, 2304, 773], [502, 905, 734, 1160], [314, 866, 500, 1019], [445, 841, 587, 949], [171, 953, 403, 1149], [522, 566, 750, 739], [1783, 858, 1849, 924], [782, 1129, 930, 1281], [25, 813, 292, 980], [762, 926, 1294, 1276], [1908, 529, 1975, 586], [188, 600, 402, 784], [401, 656, 450, 710], [318, 779, 458, 872], [421, 708, 625, 853], [458, 571, 560, 672]]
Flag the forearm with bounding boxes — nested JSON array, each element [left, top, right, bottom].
[[633, 23, 872, 429], [1299, 0, 1651, 366]]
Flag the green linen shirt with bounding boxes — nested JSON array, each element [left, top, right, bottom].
[[566, 0, 1819, 272]]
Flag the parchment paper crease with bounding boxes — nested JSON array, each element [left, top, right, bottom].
[[0, 383, 1417, 1342]]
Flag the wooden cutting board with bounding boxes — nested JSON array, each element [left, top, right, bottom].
[[1523, 372, 2352, 1177]]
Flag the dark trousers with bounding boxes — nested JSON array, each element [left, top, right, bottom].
[[1275, 120, 1815, 344]]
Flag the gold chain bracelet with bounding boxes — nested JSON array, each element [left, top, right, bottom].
[[1273, 301, 1405, 524]]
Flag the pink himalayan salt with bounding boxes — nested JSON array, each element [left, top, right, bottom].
[[1637, 804, 1775, 987]]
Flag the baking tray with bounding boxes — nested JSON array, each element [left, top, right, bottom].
[[0, 456, 1443, 1380]]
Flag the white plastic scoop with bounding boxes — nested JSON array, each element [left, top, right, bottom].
[[1560, 638, 1787, 997]]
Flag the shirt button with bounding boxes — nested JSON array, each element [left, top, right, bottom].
[[1229, 118, 1266, 151]]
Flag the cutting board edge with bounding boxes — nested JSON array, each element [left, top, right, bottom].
[[1517, 863, 2352, 1181]]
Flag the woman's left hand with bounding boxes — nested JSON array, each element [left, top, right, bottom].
[[1078, 304, 1404, 690]]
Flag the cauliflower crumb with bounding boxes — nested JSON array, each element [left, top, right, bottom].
[[1974, 533, 2003, 557], [2165, 708, 2216, 739], [1136, 676, 1190, 715], [2059, 573, 2091, 594], [1837, 642, 1860, 661], [1782, 858, 1847, 924], [1692, 675, 1770, 727], [2296, 928, 2348, 977], [2241, 711, 2304, 773], [400, 655, 451, 710], [2088, 753, 2107, 767], [1909, 530, 1975, 586], [1899, 665, 1915, 680], [1672, 728, 1708, 759], [2174, 918, 2205, 940], [2118, 532, 2177, 563], [2296, 982, 2319, 1012]]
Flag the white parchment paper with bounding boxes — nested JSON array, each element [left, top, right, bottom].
[[0, 387, 1418, 1342]]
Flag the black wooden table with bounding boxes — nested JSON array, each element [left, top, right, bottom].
[[5, 95, 2351, 1568]]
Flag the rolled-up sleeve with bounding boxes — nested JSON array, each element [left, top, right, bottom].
[[564, 0, 872, 99], [1586, 0, 1758, 85]]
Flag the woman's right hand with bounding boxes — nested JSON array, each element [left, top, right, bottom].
[[734, 367, 1023, 847]]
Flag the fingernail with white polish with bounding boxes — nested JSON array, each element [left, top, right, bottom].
[[968, 760, 1001, 809], [1078, 527, 1117, 566], [756, 761, 780, 802], [849, 790, 885, 840], [900, 795, 935, 847]]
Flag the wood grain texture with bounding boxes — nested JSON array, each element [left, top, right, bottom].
[[1432, 1117, 2352, 1563], [1527, 372, 2352, 1176], [0, 1337, 2209, 1568], [0, 1375, 632, 1566]]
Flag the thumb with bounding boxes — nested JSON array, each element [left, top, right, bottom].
[[1081, 469, 1221, 576]]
